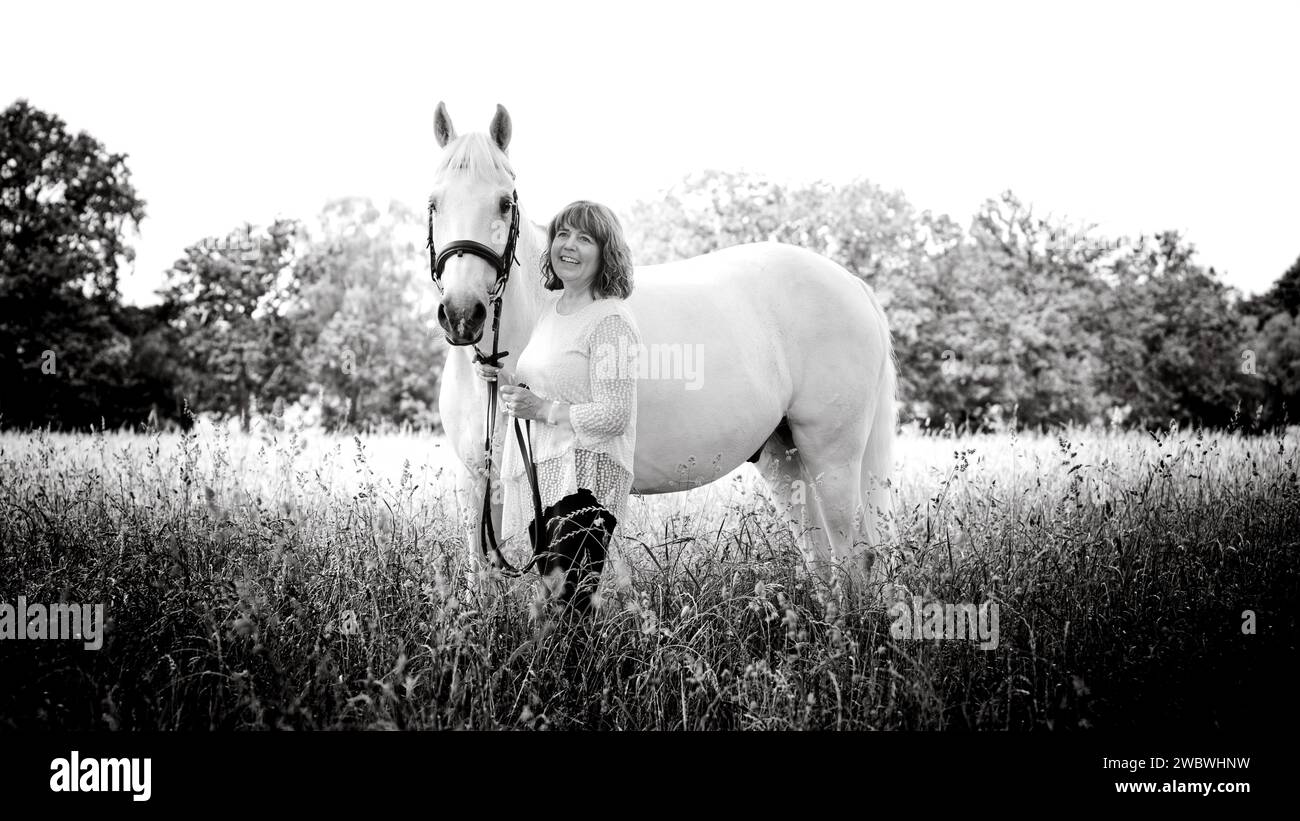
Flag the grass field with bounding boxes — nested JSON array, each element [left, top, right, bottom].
[[1, 422, 1297, 730]]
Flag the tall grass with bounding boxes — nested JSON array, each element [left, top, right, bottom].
[[1, 422, 1297, 730]]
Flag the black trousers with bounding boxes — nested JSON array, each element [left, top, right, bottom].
[[528, 487, 616, 613]]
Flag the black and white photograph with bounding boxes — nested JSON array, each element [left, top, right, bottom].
[[1, 0, 1295, 803]]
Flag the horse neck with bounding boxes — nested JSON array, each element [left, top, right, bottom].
[[493, 213, 548, 364]]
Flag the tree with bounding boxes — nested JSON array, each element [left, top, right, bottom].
[[159, 220, 302, 431], [0, 99, 147, 429], [625, 171, 1260, 431], [1237, 253, 1300, 426], [948, 192, 1111, 428], [1241, 254, 1300, 325], [1096, 231, 1255, 428], [294, 198, 443, 430], [626, 169, 789, 263], [1249, 310, 1300, 424]]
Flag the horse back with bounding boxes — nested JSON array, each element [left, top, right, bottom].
[[627, 242, 880, 351]]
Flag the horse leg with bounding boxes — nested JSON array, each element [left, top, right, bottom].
[[451, 458, 507, 600], [786, 413, 879, 595], [753, 433, 827, 575]]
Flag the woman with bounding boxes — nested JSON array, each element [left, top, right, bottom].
[[474, 200, 640, 613]]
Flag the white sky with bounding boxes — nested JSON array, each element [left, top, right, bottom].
[[2, 0, 1296, 304]]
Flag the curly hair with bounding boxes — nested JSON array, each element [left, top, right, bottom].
[[540, 201, 634, 299]]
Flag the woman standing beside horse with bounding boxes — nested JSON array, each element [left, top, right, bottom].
[[434, 104, 895, 604], [474, 200, 641, 612]]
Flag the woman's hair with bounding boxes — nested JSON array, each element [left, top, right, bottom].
[[540, 200, 634, 298]]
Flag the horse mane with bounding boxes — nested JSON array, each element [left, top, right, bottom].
[[434, 133, 516, 183]]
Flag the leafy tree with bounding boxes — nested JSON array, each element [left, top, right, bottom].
[[294, 198, 443, 430], [952, 192, 1110, 428], [626, 169, 788, 263], [1248, 309, 1300, 424], [1241, 254, 1300, 325], [112, 302, 190, 428], [626, 171, 931, 282], [0, 99, 146, 429], [1092, 231, 1255, 428], [1235, 254, 1300, 426], [627, 174, 1258, 431], [159, 220, 302, 431]]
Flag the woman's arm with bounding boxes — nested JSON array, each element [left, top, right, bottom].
[[564, 312, 639, 443]]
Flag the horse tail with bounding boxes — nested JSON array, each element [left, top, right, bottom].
[[857, 277, 898, 543]]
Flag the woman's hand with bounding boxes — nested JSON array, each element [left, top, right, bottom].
[[473, 362, 514, 384], [499, 384, 549, 421]]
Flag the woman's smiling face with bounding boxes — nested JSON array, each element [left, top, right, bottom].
[[549, 222, 601, 292]]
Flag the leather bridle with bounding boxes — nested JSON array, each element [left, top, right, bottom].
[[428, 189, 521, 305]]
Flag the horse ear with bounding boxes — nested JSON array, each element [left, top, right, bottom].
[[434, 101, 456, 148], [490, 104, 512, 154]]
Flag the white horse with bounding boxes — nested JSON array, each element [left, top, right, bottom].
[[430, 103, 897, 591]]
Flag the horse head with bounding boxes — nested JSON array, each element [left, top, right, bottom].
[[429, 102, 519, 346]]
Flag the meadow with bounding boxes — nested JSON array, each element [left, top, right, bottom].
[[1, 421, 1297, 730]]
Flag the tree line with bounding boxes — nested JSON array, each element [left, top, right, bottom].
[[1, 101, 442, 433], [627, 171, 1296, 431], [2, 100, 1295, 433]]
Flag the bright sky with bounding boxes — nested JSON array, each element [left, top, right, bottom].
[[3, 0, 1296, 305]]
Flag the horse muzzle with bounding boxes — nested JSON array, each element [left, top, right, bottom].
[[438, 301, 487, 346]]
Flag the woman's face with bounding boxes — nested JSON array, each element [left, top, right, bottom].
[[550, 222, 601, 292]]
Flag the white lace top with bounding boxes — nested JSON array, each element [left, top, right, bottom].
[[499, 291, 641, 548]]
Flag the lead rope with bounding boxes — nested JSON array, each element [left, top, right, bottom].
[[476, 370, 548, 576], [474, 296, 523, 576], [511, 398, 547, 576]]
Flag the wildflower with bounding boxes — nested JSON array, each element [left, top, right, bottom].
[[783, 608, 798, 632]]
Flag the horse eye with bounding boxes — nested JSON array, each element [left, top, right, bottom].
[[499, 196, 512, 213]]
